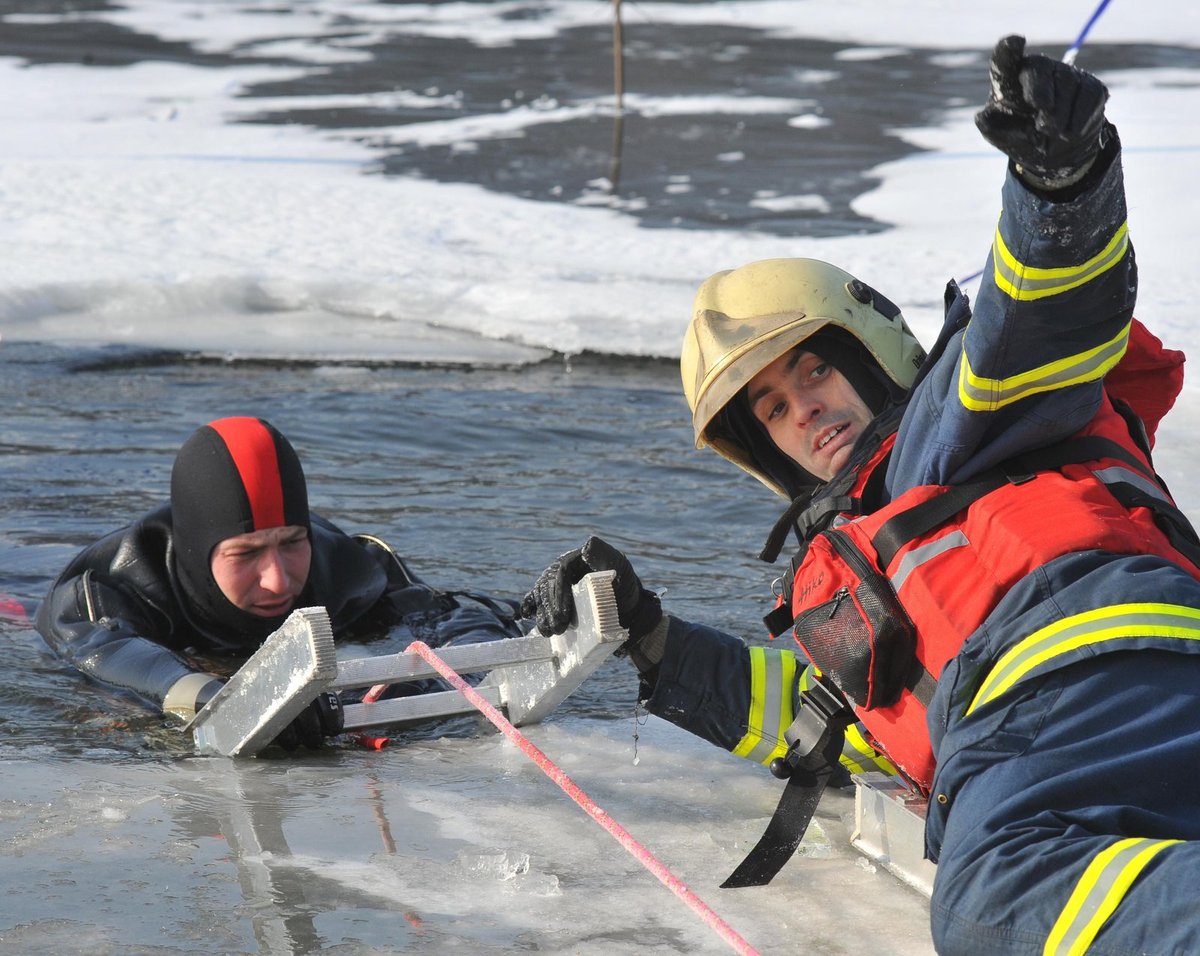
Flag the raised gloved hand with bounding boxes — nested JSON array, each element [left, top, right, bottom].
[[520, 536, 662, 642], [272, 691, 343, 752], [975, 34, 1110, 191]]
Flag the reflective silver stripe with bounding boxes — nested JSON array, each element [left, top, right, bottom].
[[81, 569, 99, 622], [733, 647, 797, 765], [1093, 465, 1170, 503], [890, 530, 969, 592], [992, 219, 1129, 302], [968, 603, 1200, 717], [1045, 837, 1180, 956]]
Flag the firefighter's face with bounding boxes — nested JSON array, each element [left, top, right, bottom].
[[747, 347, 874, 481]]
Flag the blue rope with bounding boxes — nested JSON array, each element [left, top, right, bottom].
[[957, 0, 1117, 288], [1064, 0, 1115, 65]]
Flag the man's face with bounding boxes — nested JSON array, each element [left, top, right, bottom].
[[747, 347, 874, 481], [210, 525, 311, 617]]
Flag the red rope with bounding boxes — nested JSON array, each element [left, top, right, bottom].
[[406, 641, 761, 956]]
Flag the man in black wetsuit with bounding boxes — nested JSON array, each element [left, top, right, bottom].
[[37, 416, 523, 750]]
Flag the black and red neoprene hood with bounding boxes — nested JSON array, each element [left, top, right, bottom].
[[169, 416, 311, 637]]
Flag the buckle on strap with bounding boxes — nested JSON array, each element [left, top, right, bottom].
[[770, 676, 854, 780], [722, 676, 855, 889]]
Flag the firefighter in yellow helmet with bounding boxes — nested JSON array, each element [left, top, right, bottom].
[[524, 35, 1200, 955], [682, 257, 924, 497]]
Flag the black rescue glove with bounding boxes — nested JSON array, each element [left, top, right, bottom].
[[272, 691, 343, 752], [520, 536, 663, 642], [974, 34, 1110, 191]]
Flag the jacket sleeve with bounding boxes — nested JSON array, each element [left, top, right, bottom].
[[35, 538, 221, 719], [888, 133, 1136, 491], [643, 616, 799, 763], [643, 616, 897, 775]]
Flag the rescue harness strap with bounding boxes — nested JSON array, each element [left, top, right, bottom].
[[766, 434, 1186, 644], [721, 676, 854, 888], [873, 435, 1163, 567]]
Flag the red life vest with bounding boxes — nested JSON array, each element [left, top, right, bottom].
[[779, 323, 1195, 794]]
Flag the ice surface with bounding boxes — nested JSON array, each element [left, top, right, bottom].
[[0, 718, 937, 954]]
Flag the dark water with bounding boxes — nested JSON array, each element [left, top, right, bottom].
[[0, 342, 784, 758]]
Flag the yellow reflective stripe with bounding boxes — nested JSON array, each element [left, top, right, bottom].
[[993, 220, 1129, 302], [731, 647, 769, 760], [840, 722, 898, 776], [1044, 837, 1180, 956], [968, 603, 1200, 717], [957, 320, 1129, 412], [732, 647, 798, 765]]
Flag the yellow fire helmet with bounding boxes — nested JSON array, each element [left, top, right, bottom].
[[681, 257, 927, 497]]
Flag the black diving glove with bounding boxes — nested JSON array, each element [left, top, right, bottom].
[[520, 536, 663, 642], [975, 34, 1110, 191], [272, 691, 343, 752]]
